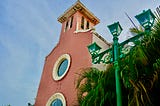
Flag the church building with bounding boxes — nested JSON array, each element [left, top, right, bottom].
[[35, 1, 110, 106]]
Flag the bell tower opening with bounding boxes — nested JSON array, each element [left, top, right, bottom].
[[57, 0, 100, 34]]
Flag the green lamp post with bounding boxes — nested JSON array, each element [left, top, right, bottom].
[[87, 9, 155, 106], [88, 42, 101, 57], [107, 22, 123, 106], [135, 9, 156, 31]]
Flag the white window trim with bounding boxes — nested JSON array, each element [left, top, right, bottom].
[[69, 17, 71, 29], [52, 54, 71, 81], [46, 92, 66, 106]]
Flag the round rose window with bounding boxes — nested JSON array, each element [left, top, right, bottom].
[[57, 59, 68, 77], [51, 98, 63, 106], [46, 93, 66, 106], [52, 54, 71, 81]]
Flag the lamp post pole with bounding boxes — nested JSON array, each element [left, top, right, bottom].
[[113, 34, 122, 106], [107, 21, 123, 106]]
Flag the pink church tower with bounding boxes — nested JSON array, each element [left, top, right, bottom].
[[35, 1, 110, 106]]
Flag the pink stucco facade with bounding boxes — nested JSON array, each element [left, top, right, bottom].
[[34, 1, 111, 106], [35, 9, 96, 106]]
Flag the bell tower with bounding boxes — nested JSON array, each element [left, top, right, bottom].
[[57, 0, 100, 46], [35, 1, 110, 106]]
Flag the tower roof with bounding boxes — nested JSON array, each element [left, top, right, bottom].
[[58, 1, 100, 25]]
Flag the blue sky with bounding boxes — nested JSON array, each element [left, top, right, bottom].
[[0, 0, 159, 106]]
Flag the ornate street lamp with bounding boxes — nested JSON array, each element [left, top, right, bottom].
[[87, 9, 155, 106], [107, 22, 123, 106], [135, 9, 156, 31], [88, 42, 102, 57], [108, 22, 123, 37]]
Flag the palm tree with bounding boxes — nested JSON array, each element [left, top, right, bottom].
[[76, 66, 129, 106], [76, 18, 160, 106], [120, 18, 160, 106], [76, 66, 117, 106]]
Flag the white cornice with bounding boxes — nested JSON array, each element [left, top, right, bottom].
[[57, 1, 100, 25]]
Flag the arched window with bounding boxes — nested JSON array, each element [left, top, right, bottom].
[[65, 21, 69, 31], [70, 16, 73, 28], [81, 16, 84, 29], [86, 21, 89, 29]]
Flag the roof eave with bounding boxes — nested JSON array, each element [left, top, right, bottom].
[[57, 1, 100, 25]]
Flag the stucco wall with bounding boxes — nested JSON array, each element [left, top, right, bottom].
[[35, 11, 93, 106], [35, 6, 110, 106]]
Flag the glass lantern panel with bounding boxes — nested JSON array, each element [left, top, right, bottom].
[[139, 16, 148, 26], [88, 43, 101, 53]]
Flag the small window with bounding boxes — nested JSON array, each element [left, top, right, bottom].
[[70, 16, 73, 28], [51, 99, 63, 106], [65, 21, 69, 31], [57, 59, 68, 77], [81, 16, 84, 29], [52, 54, 71, 81], [46, 93, 66, 106], [86, 21, 89, 29]]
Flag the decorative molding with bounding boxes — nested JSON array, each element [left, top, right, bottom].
[[46, 92, 66, 106], [74, 28, 93, 33], [57, 1, 100, 24]]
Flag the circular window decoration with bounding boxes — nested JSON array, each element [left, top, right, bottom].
[[51, 98, 62, 106], [46, 93, 66, 106], [53, 54, 71, 81]]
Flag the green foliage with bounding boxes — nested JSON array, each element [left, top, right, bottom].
[[120, 18, 160, 106], [76, 66, 116, 106], [76, 18, 160, 106], [129, 26, 144, 35]]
